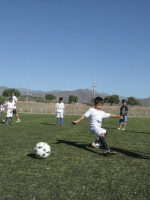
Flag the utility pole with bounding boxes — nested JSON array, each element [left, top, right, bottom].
[[93, 80, 95, 99], [26, 89, 28, 101]]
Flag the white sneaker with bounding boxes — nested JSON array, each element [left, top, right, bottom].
[[92, 142, 100, 149], [121, 128, 125, 130], [16, 119, 21, 122], [118, 128, 121, 130]]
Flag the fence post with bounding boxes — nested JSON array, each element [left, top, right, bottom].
[[146, 110, 147, 117]]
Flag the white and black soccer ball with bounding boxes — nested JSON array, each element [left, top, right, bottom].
[[34, 142, 51, 158]]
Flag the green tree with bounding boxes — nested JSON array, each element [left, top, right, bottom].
[[0, 96, 6, 103], [104, 95, 119, 105], [127, 96, 141, 106], [45, 94, 56, 102], [91, 98, 95, 104], [68, 95, 78, 104], [2, 88, 21, 97]]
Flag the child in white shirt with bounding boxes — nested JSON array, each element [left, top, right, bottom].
[[72, 97, 123, 154], [55, 97, 65, 126], [11, 91, 20, 122], [0, 103, 5, 114], [5, 97, 15, 125]]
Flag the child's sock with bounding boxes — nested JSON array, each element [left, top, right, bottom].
[[10, 117, 12, 123], [5, 117, 8, 123], [57, 118, 59, 124], [61, 118, 63, 125], [99, 136, 109, 150], [95, 137, 100, 144]]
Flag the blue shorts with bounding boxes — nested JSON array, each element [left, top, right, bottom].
[[119, 116, 127, 124]]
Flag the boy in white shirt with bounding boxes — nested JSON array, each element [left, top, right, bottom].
[[72, 97, 123, 154], [5, 97, 15, 125], [11, 91, 20, 122], [55, 97, 65, 126], [0, 103, 5, 114]]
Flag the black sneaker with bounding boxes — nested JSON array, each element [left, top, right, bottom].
[[103, 149, 117, 154]]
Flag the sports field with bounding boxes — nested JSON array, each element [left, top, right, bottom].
[[0, 114, 150, 200]]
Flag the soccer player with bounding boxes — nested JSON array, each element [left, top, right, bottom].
[[118, 99, 128, 130], [55, 97, 65, 126], [4, 97, 15, 124], [72, 97, 123, 154], [11, 91, 21, 122], [0, 102, 5, 114]]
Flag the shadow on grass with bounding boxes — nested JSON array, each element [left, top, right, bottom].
[[55, 139, 103, 156], [104, 127, 150, 134], [111, 147, 150, 159], [41, 123, 56, 126], [27, 153, 40, 159], [55, 140, 150, 159], [0, 119, 5, 124]]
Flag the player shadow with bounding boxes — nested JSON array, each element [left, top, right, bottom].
[[104, 127, 150, 135], [55, 140, 150, 159], [111, 147, 150, 159], [55, 139, 102, 155], [124, 130, 150, 134], [40, 123, 56, 126], [0, 119, 5, 124], [27, 153, 40, 159]]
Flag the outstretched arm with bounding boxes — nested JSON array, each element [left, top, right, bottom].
[[72, 115, 85, 124], [110, 114, 123, 119]]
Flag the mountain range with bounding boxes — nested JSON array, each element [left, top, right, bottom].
[[0, 86, 149, 106]]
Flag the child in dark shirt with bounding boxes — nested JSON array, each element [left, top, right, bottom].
[[118, 100, 128, 130]]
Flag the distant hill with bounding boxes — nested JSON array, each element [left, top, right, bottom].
[[0, 86, 106, 103], [0, 86, 150, 106], [0, 86, 8, 95], [45, 89, 107, 103], [139, 98, 150, 107]]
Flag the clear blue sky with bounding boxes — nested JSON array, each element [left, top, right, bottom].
[[0, 0, 150, 98]]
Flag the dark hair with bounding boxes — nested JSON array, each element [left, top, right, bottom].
[[9, 97, 13, 100], [122, 99, 127, 104], [59, 97, 63, 102], [94, 97, 104, 105]]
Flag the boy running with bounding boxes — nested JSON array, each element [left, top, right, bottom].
[[72, 97, 123, 154]]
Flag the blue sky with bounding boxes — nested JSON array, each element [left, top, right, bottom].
[[0, 0, 150, 98]]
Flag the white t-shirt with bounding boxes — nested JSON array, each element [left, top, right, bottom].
[[55, 102, 65, 113], [84, 108, 110, 129], [11, 96, 18, 109], [0, 103, 5, 111], [5, 102, 15, 117]]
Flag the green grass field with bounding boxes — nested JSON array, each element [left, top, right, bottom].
[[0, 114, 150, 200]]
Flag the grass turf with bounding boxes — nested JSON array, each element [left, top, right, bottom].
[[0, 114, 150, 200]]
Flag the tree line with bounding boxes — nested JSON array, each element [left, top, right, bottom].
[[0, 89, 78, 104], [0, 88, 141, 106]]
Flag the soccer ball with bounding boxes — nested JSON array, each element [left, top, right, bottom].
[[34, 142, 51, 158]]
